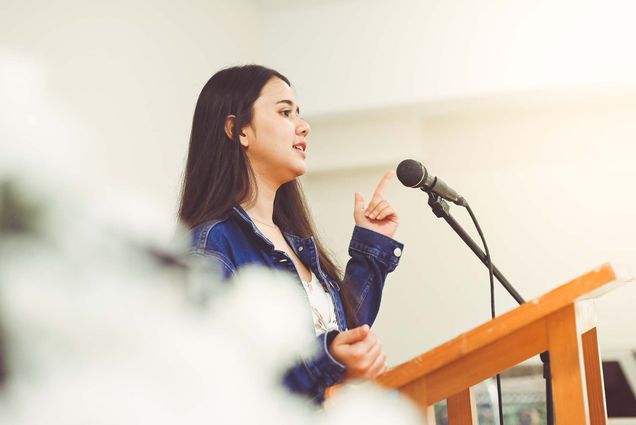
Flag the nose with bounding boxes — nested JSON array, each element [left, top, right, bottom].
[[297, 118, 310, 137]]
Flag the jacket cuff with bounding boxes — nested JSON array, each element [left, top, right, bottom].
[[305, 330, 346, 385], [349, 226, 404, 272]]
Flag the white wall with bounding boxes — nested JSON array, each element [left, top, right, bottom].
[[264, 0, 636, 115], [1, 0, 263, 224], [420, 94, 636, 352]]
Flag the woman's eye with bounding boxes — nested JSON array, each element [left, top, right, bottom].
[[281, 110, 292, 117]]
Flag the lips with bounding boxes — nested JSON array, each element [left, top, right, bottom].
[[293, 141, 307, 153]]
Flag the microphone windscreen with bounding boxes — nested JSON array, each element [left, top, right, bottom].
[[396, 159, 424, 187]]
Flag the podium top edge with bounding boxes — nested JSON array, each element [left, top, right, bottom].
[[607, 262, 634, 283], [377, 262, 629, 389]]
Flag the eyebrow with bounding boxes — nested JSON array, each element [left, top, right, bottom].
[[276, 99, 300, 114]]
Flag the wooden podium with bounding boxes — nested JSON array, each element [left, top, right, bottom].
[[374, 263, 632, 425]]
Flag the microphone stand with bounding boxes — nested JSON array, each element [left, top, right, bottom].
[[426, 191, 555, 425]]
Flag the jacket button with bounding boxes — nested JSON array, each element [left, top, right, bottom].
[[393, 247, 402, 257], [298, 246, 303, 252]]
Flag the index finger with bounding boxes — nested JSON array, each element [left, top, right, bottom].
[[373, 170, 394, 196]]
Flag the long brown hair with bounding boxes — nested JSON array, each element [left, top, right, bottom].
[[179, 65, 348, 316]]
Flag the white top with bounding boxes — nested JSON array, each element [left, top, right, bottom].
[[300, 271, 339, 335]]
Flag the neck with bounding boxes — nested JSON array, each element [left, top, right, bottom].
[[241, 174, 280, 225]]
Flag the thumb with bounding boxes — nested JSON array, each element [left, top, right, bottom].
[[335, 324, 369, 345], [353, 192, 365, 220]]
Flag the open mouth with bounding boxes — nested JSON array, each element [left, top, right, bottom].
[[293, 142, 307, 153]]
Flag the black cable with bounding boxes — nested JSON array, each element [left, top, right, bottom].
[[465, 203, 505, 425], [496, 375, 505, 425]]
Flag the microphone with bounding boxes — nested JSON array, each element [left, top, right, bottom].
[[396, 159, 466, 206]]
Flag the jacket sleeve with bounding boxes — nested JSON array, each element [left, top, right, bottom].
[[341, 226, 404, 328], [282, 330, 346, 404], [189, 249, 235, 274]]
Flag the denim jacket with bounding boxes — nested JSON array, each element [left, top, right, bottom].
[[189, 205, 404, 403]]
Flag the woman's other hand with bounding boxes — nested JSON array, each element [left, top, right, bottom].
[[353, 170, 399, 238], [328, 324, 387, 381]]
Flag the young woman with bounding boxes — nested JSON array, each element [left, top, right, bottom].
[[180, 65, 404, 403]]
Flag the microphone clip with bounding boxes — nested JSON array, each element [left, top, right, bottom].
[[426, 191, 451, 218]]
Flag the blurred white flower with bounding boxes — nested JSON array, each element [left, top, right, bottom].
[[0, 166, 421, 424], [323, 383, 422, 425], [212, 265, 317, 377]]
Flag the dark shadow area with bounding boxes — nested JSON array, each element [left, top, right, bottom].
[[0, 322, 7, 387], [604, 361, 636, 417]]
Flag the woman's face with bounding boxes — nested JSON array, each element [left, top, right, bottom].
[[240, 77, 310, 186]]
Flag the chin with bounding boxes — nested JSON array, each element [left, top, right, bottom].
[[279, 167, 306, 185], [294, 164, 307, 177], [289, 160, 307, 177], [296, 164, 308, 178]]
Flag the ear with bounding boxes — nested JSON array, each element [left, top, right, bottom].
[[224, 115, 236, 140], [238, 129, 249, 148], [224, 115, 249, 147]]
